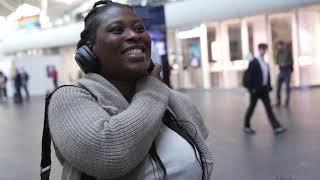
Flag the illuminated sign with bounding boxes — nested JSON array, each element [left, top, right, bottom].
[[17, 15, 41, 30]]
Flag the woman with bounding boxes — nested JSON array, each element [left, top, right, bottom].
[[48, 1, 213, 179]]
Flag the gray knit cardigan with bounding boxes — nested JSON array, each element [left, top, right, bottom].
[[48, 73, 213, 180]]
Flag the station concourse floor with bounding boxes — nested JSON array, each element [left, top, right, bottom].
[[0, 88, 319, 180]]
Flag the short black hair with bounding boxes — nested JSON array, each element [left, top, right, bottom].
[[77, 0, 132, 49], [258, 43, 268, 50]]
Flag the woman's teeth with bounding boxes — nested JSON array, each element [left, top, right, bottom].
[[125, 48, 143, 55]]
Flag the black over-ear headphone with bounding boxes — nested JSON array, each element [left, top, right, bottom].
[[75, 45, 99, 74]]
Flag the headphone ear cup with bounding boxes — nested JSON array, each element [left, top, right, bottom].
[[75, 45, 99, 74]]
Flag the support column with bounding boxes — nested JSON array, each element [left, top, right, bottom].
[[291, 9, 301, 87], [241, 19, 250, 60], [315, 12, 320, 59], [266, 14, 274, 64], [221, 22, 231, 88], [214, 23, 224, 87], [200, 24, 211, 89], [314, 12, 320, 62], [175, 30, 184, 89], [40, 0, 50, 28], [265, 14, 277, 85]]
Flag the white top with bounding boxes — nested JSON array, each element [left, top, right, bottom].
[[144, 125, 202, 180], [257, 56, 269, 86]]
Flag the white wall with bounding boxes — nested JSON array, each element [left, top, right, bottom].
[[251, 17, 268, 58], [0, 47, 82, 97], [15, 55, 63, 96], [298, 11, 320, 86], [165, 0, 320, 28]]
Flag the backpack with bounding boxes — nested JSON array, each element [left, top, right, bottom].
[[242, 68, 250, 89], [40, 85, 97, 180]]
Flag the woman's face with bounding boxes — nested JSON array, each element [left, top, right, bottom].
[[92, 6, 151, 81]]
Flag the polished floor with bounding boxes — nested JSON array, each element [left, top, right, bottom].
[[0, 88, 319, 180]]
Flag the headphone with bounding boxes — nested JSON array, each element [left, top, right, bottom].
[[75, 45, 99, 74], [75, 44, 155, 74]]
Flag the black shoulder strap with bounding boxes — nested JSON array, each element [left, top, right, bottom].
[[40, 84, 97, 180]]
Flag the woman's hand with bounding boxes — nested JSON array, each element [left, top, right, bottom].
[[150, 63, 162, 80]]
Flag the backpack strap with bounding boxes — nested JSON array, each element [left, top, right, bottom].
[[40, 84, 97, 180]]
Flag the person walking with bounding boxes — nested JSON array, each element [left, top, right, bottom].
[[20, 68, 30, 100], [243, 43, 286, 135], [50, 66, 58, 89], [275, 41, 293, 107], [13, 69, 23, 103], [0, 71, 8, 102]]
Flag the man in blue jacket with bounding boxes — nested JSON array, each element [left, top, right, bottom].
[[244, 43, 286, 135]]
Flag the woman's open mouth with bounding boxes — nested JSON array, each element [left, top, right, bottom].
[[124, 48, 144, 56], [122, 45, 146, 60]]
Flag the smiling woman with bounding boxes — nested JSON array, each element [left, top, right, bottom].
[[45, 1, 213, 180]]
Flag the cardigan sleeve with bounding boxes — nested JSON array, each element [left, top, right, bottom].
[[48, 77, 169, 179]]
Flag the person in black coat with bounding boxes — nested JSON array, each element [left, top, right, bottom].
[[20, 68, 30, 100], [14, 69, 23, 103], [0, 71, 8, 101], [243, 43, 286, 135]]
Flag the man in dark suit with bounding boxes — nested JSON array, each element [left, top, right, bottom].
[[244, 43, 286, 135]]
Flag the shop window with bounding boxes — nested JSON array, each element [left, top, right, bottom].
[[228, 24, 243, 61], [181, 37, 201, 69], [207, 27, 216, 63], [270, 17, 292, 64]]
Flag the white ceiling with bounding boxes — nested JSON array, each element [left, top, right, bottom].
[[165, 0, 320, 28], [0, 0, 84, 19], [0, 0, 185, 20], [1, 0, 320, 53]]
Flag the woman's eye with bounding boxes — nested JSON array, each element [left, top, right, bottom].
[[134, 25, 145, 33], [110, 26, 123, 34]]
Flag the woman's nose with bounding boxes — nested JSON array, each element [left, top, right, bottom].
[[124, 29, 141, 41]]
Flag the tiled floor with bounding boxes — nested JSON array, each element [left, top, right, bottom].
[[0, 88, 319, 180]]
